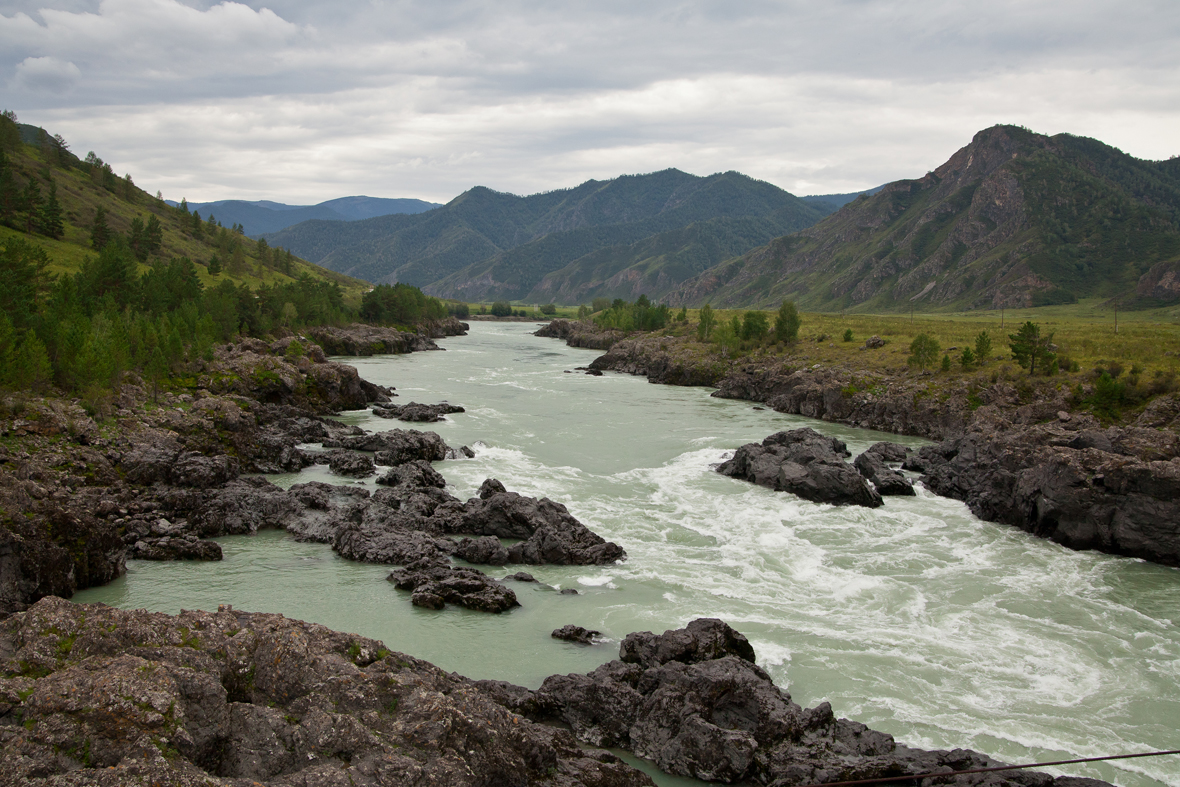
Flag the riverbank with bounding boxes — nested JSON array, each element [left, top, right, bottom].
[[538, 319, 1180, 566]]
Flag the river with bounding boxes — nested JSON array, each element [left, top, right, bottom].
[[75, 322, 1180, 787]]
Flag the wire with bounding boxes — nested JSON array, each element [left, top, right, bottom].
[[795, 749, 1180, 787]]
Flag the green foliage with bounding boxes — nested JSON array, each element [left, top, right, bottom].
[[696, 303, 716, 341], [741, 310, 769, 341], [448, 302, 470, 318], [593, 295, 670, 332], [676, 306, 687, 322], [591, 297, 610, 313], [774, 300, 801, 342], [489, 300, 513, 317], [0, 237, 51, 330], [842, 328, 853, 342], [1087, 371, 1125, 419], [940, 353, 952, 372], [12, 332, 51, 391], [907, 334, 940, 368], [539, 303, 556, 315], [90, 205, 110, 250], [959, 346, 976, 369], [1008, 321, 1056, 375], [37, 179, 64, 239], [360, 283, 447, 326], [974, 331, 992, 364]]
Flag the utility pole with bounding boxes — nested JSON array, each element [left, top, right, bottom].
[[1115, 307, 1118, 334]]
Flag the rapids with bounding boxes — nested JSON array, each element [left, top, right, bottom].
[[76, 322, 1180, 787]]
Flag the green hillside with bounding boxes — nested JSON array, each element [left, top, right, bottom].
[[267, 169, 831, 301], [666, 126, 1180, 312], [2, 117, 370, 303]]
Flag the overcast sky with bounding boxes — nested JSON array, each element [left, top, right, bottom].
[[2, 0, 1178, 205]]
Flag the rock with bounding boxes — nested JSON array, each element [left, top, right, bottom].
[[717, 428, 884, 508], [553, 624, 602, 644], [455, 535, 510, 565], [865, 334, 886, 348], [323, 428, 449, 465], [506, 571, 537, 582], [619, 618, 756, 668], [457, 485, 627, 565], [559, 588, 579, 595], [302, 322, 441, 355], [372, 401, 465, 422], [853, 451, 916, 496], [387, 558, 520, 613], [866, 441, 911, 462], [375, 459, 447, 489], [0, 597, 650, 787], [325, 449, 376, 478], [917, 423, 1180, 565], [130, 536, 223, 561]]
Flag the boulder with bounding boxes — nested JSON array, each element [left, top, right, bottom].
[[324, 428, 449, 465], [853, 451, 916, 496], [718, 428, 884, 508], [387, 558, 520, 613], [553, 624, 603, 645], [325, 449, 376, 478], [372, 401, 465, 422], [129, 536, 223, 561], [866, 441, 911, 462]]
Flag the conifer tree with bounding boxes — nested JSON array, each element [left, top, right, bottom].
[[0, 150, 17, 226], [128, 217, 147, 261], [37, 179, 64, 239], [145, 214, 163, 256], [21, 177, 42, 233], [91, 206, 111, 249], [122, 173, 137, 203], [191, 210, 203, 238], [0, 312, 15, 388], [13, 332, 52, 391], [207, 254, 222, 276], [0, 110, 20, 152]]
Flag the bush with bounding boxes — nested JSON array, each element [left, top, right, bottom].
[[908, 334, 940, 368], [842, 328, 853, 342], [941, 354, 952, 372], [1088, 371, 1125, 419], [539, 303, 556, 315], [774, 301, 801, 343], [449, 302, 470, 318], [974, 331, 992, 364], [741, 311, 769, 341], [960, 346, 976, 369], [490, 301, 512, 317]]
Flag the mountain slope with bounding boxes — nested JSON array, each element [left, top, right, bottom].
[[179, 196, 440, 236], [666, 125, 1180, 311], [268, 169, 830, 299]]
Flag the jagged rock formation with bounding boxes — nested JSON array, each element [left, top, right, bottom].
[[0, 597, 652, 786], [372, 402, 466, 422]]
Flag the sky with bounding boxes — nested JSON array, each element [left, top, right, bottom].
[[2, 0, 1178, 206]]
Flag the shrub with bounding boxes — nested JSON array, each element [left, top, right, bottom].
[[539, 303, 556, 315], [490, 301, 512, 317], [774, 301, 801, 343], [940, 354, 952, 372], [974, 331, 992, 364], [842, 328, 853, 342], [960, 346, 976, 369], [1088, 371, 1125, 420], [741, 311, 769, 341], [908, 334, 940, 369], [696, 304, 716, 341]]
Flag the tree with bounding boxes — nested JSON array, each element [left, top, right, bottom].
[[959, 346, 976, 369], [577, 304, 590, 321], [145, 215, 163, 256], [128, 217, 148, 261], [207, 254, 222, 276], [0, 109, 20, 152], [0, 237, 51, 329], [1009, 321, 1055, 375], [774, 300, 801, 343], [37, 179, 64, 239], [842, 328, 854, 342], [696, 303, 716, 341], [940, 353, 952, 372], [741, 310, 769, 341], [975, 331, 992, 364], [490, 301, 512, 317], [91, 206, 111, 249], [676, 306, 687, 322], [540, 303, 556, 315], [191, 210, 204, 239], [21, 177, 42, 233], [908, 333, 940, 368], [0, 312, 15, 387], [591, 297, 610, 313], [122, 173, 137, 203], [12, 332, 52, 391]]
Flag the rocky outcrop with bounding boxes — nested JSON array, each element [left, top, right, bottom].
[[0, 596, 650, 787], [552, 624, 602, 644], [323, 428, 450, 465], [914, 422, 1180, 565], [853, 451, 915, 496], [303, 323, 441, 355], [718, 428, 884, 508], [324, 449, 377, 477], [535, 319, 628, 351], [372, 401, 466, 422], [387, 557, 520, 612], [500, 618, 1113, 787]]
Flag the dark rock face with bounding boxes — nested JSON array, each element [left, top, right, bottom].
[[324, 449, 377, 477], [303, 322, 442, 355], [917, 424, 1180, 566], [718, 428, 884, 508], [372, 401, 465, 422], [867, 441, 911, 462], [0, 597, 649, 787], [853, 451, 916, 496], [553, 624, 602, 644], [536, 319, 626, 351], [323, 428, 449, 465], [501, 619, 1112, 787], [129, 535, 223, 561], [387, 557, 520, 612]]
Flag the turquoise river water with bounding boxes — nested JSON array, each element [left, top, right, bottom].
[[76, 322, 1180, 787]]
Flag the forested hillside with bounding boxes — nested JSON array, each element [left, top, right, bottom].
[[666, 125, 1180, 311], [0, 111, 444, 402], [267, 169, 831, 301]]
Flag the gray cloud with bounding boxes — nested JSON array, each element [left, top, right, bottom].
[[2, 0, 1177, 204]]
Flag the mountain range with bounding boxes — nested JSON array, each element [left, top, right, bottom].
[[170, 196, 440, 236], [665, 125, 1180, 310], [267, 169, 833, 303]]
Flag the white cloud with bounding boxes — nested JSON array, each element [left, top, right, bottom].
[[10, 55, 81, 93], [5, 0, 1179, 203]]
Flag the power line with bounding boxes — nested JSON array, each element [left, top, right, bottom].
[[796, 749, 1180, 787]]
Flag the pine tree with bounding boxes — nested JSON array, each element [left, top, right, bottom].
[[91, 205, 111, 249], [122, 173, 137, 203], [128, 217, 147, 261], [0, 149, 17, 225], [207, 254, 222, 276], [13, 332, 52, 391], [36, 179, 64, 238], [145, 214, 163, 256], [1009, 321, 1055, 375], [0, 312, 15, 388], [21, 177, 42, 233], [191, 210, 204, 238], [0, 110, 20, 152]]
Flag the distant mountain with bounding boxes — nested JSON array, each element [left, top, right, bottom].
[[801, 186, 885, 212], [267, 169, 831, 302], [170, 196, 440, 236], [665, 126, 1180, 311]]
